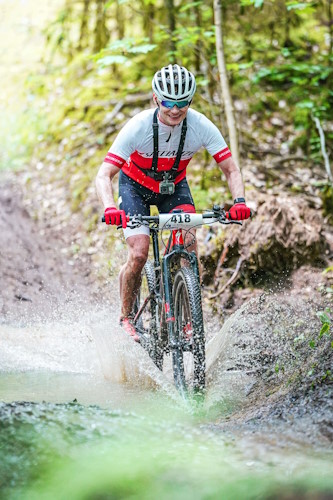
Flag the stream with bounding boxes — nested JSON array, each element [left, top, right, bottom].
[[0, 301, 332, 499]]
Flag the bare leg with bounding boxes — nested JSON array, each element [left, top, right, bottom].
[[119, 234, 150, 318]]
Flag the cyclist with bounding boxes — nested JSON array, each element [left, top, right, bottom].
[[96, 64, 251, 342]]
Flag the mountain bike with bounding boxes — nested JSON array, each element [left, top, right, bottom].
[[105, 205, 241, 397]]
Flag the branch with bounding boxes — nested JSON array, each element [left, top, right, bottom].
[[312, 115, 333, 183], [208, 257, 244, 300]]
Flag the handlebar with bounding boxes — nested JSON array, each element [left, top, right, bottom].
[[102, 205, 242, 229]]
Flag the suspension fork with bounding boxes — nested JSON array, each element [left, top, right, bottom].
[[162, 246, 200, 350], [151, 228, 161, 293], [162, 252, 177, 347]]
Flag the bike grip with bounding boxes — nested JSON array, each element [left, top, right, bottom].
[[101, 214, 128, 226]]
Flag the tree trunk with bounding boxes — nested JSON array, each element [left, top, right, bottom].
[[193, 3, 202, 72], [116, 0, 125, 40], [328, 0, 333, 57], [94, 0, 108, 53], [165, 0, 176, 59], [78, 0, 90, 51], [213, 0, 240, 167], [142, 0, 154, 42]]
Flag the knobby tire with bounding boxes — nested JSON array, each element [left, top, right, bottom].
[[134, 261, 163, 370], [172, 267, 205, 395]]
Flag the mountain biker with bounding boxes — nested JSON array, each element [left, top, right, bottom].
[[96, 64, 251, 342]]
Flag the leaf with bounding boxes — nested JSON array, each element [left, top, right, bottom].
[[286, 2, 309, 10], [128, 44, 157, 54], [240, 0, 263, 6], [296, 100, 314, 109], [106, 38, 134, 51], [309, 339, 316, 348], [319, 323, 330, 338], [316, 311, 331, 324], [238, 62, 254, 70], [179, 1, 202, 12], [97, 55, 128, 66], [323, 266, 333, 275]]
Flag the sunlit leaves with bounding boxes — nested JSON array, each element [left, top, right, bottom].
[[96, 37, 157, 67], [129, 44, 157, 54], [240, 0, 264, 7], [97, 55, 128, 66], [286, 1, 314, 11], [179, 1, 203, 13]]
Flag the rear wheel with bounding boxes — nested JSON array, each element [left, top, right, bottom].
[[172, 267, 205, 395], [133, 261, 163, 369]]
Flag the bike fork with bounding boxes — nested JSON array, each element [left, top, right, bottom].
[[162, 254, 185, 388]]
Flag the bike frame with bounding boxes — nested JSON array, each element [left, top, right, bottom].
[[103, 207, 240, 353], [136, 224, 201, 352]]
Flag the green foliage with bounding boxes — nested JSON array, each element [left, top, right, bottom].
[[308, 310, 332, 350], [19, 0, 333, 224], [317, 310, 331, 339], [252, 57, 333, 158]]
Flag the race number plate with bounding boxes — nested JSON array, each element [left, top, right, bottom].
[[158, 213, 218, 230]]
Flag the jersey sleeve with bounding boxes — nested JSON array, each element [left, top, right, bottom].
[[199, 114, 232, 163], [103, 115, 141, 169]]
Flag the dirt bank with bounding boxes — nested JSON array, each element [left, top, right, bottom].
[[0, 173, 99, 322]]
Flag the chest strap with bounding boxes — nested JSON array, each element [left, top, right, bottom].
[[133, 108, 187, 182]]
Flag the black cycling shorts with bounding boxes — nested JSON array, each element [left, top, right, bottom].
[[119, 171, 195, 215], [118, 171, 195, 238]]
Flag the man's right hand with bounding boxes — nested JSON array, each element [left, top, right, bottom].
[[104, 207, 127, 228]]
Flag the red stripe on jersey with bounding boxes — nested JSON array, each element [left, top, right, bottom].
[[104, 152, 126, 168], [122, 160, 189, 193], [130, 151, 191, 171], [214, 147, 232, 163]]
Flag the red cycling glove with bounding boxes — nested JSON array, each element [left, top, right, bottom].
[[226, 203, 251, 221], [104, 207, 127, 228]]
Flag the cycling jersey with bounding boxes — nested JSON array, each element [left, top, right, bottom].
[[104, 108, 231, 193]]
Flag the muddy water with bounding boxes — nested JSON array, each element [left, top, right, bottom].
[[0, 300, 332, 499]]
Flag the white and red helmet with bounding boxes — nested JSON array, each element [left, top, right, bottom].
[[152, 64, 196, 102]]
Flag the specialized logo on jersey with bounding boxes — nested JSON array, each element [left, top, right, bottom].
[[213, 147, 231, 162], [137, 150, 196, 158], [104, 152, 126, 168]]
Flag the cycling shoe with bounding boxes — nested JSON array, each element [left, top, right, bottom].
[[119, 316, 140, 343]]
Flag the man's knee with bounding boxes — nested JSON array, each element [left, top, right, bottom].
[[130, 248, 148, 269], [127, 236, 149, 270]]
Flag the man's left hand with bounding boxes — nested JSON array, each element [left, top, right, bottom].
[[226, 203, 251, 221]]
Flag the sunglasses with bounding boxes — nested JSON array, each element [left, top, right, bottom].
[[161, 100, 190, 109]]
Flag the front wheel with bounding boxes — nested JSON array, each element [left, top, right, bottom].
[[172, 267, 205, 395]]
